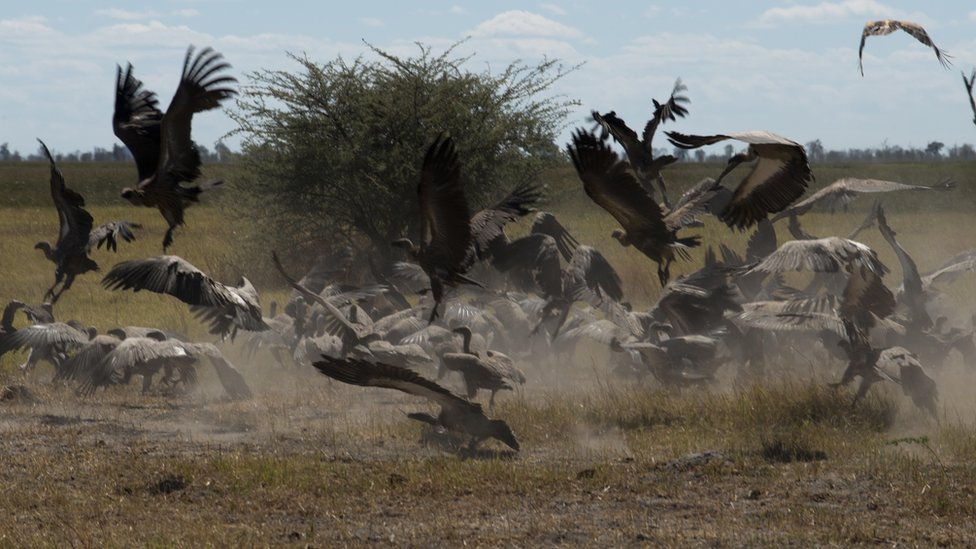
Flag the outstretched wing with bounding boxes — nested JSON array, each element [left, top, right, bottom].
[[468, 181, 542, 261], [964, 70, 976, 126], [569, 129, 669, 240], [747, 237, 886, 275], [643, 78, 690, 149], [591, 110, 644, 165], [87, 221, 141, 253], [665, 177, 726, 230], [775, 177, 952, 220], [0, 322, 89, 357], [101, 255, 233, 308], [38, 139, 94, 253], [569, 245, 624, 302], [894, 20, 951, 70], [157, 46, 237, 185], [418, 135, 473, 271], [668, 131, 812, 229], [113, 63, 163, 182], [858, 23, 873, 76], [312, 355, 483, 415], [530, 212, 579, 262]]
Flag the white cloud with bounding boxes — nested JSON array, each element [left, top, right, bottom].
[[95, 8, 159, 21], [173, 8, 199, 18], [469, 10, 581, 39], [539, 3, 566, 16], [0, 16, 55, 37], [449, 5, 465, 15], [755, 0, 903, 27], [0, 7, 970, 157], [969, 10, 976, 21], [361, 17, 384, 28]]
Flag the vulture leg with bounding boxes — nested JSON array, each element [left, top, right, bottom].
[[48, 274, 77, 304], [655, 175, 672, 210], [657, 261, 671, 287], [851, 377, 872, 408], [43, 275, 63, 303], [162, 225, 176, 252], [427, 279, 444, 324], [142, 372, 155, 394], [19, 349, 39, 372]]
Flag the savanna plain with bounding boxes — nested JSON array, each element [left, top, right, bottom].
[[0, 159, 974, 546]]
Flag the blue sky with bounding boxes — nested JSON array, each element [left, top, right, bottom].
[[1, 1, 974, 157]]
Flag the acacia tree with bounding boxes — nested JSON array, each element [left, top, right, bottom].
[[230, 42, 577, 262]]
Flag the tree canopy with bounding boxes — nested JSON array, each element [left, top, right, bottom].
[[230, 41, 578, 262]]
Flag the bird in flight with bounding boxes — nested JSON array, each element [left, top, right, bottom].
[[963, 70, 976, 126], [858, 20, 951, 76], [113, 46, 237, 250], [666, 130, 813, 230], [34, 139, 140, 303]]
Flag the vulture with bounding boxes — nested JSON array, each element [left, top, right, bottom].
[[771, 177, 953, 221], [113, 46, 237, 250], [65, 334, 252, 399], [569, 128, 700, 286], [1, 300, 54, 334], [532, 245, 628, 338], [858, 20, 950, 76], [592, 78, 690, 204], [874, 204, 931, 331], [486, 211, 578, 295], [282, 247, 354, 317], [0, 320, 93, 375], [530, 212, 580, 262], [964, 70, 976, 126], [667, 131, 813, 229], [34, 139, 140, 303], [921, 251, 976, 289], [392, 136, 483, 323], [271, 251, 383, 353], [313, 356, 519, 452], [834, 320, 938, 417], [615, 335, 722, 387], [101, 255, 269, 339], [439, 326, 525, 407], [466, 181, 542, 267], [746, 237, 895, 330]]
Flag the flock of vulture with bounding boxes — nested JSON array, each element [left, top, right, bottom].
[[1, 20, 975, 455]]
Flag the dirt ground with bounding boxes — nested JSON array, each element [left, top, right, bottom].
[[0, 359, 973, 547]]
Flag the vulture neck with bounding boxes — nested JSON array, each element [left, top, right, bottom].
[[34, 242, 55, 261]]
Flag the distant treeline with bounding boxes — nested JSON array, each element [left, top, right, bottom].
[[1, 139, 974, 164], [0, 141, 236, 163], [667, 139, 976, 163]]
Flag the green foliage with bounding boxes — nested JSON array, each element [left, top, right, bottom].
[[229, 41, 579, 261]]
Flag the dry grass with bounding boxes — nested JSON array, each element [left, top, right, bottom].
[[0, 159, 974, 545]]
